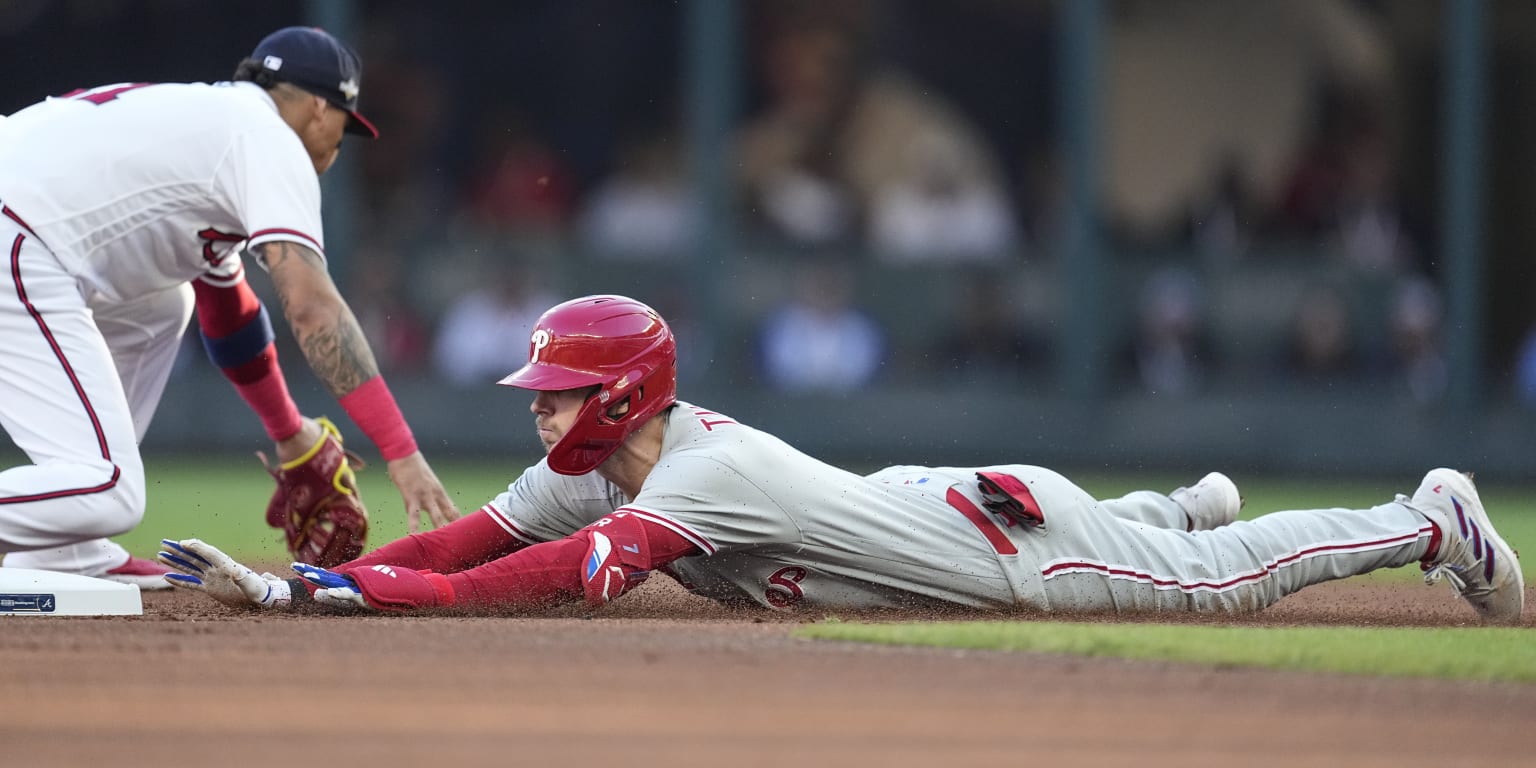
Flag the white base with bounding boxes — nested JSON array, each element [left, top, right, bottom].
[[0, 567, 142, 616]]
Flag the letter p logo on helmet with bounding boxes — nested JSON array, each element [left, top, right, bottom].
[[529, 329, 552, 363]]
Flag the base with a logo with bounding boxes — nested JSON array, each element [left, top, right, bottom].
[[0, 568, 142, 616]]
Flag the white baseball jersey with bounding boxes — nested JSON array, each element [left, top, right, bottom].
[[486, 402, 1437, 613], [0, 80, 326, 576], [0, 80, 325, 300]]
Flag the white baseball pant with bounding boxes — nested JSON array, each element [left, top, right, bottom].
[[0, 211, 192, 576]]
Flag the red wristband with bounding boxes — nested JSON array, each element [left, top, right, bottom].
[[233, 366, 304, 442], [338, 376, 418, 461]]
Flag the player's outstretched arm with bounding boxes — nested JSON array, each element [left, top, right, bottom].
[[291, 512, 702, 614], [336, 507, 529, 576], [158, 539, 294, 610], [257, 240, 460, 531]]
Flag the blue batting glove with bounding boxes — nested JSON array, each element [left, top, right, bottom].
[[291, 562, 356, 590], [292, 562, 370, 610]]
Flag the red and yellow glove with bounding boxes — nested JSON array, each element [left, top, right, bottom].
[[260, 417, 369, 567]]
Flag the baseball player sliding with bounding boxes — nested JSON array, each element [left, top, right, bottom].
[[0, 27, 459, 588], [161, 295, 1522, 624]]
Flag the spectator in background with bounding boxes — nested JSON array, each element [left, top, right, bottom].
[[350, 244, 430, 376], [1279, 283, 1364, 388], [1185, 154, 1257, 265], [577, 124, 697, 260], [1102, 0, 1397, 247], [1387, 275, 1446, 405], [930, 272, 1044, 387], [758, 262, 884, 392], [735, 11, 858, 247], [1122, 267, 1214, 397], [1334, 123, 1419, 273], [432, 261, 558, 388], [749, 161, 857, 248], [868, 133, 1019, 263], [461, 109, 577, 236], [1274, 83, 1421, 273], [351, 14, 454, 247], [735, 6, 1013, 252], [1513, 323, 1536, 408]]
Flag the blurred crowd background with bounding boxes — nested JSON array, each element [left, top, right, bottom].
[[4, 0, 1535, 478]]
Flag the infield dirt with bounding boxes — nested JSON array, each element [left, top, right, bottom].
[[1, 574, 1531, 767]]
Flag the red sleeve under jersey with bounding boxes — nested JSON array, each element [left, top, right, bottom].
[[193, 273, 302, 441], [442, 512, 702, 611], [338, 506, 528, 575]]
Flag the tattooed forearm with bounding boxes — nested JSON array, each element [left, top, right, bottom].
[[252, 241, 321, 274], [258, 240, 381, 397], [298, 311, 378, 396]]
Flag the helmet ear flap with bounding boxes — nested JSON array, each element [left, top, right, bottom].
[[600, 390, 635, 423], [501, 295, 679, 475]]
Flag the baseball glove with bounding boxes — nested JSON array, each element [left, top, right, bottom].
[[258, 417, 368, 568]]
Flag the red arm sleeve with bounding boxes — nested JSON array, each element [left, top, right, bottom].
[[338, 506, 527, 575], [444, 512, 700, 611], [193, 275, 302, 441]]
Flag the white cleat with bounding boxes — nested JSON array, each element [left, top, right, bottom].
[[1171, 472, 1243, 531], [1410, 468, 1524, 625]]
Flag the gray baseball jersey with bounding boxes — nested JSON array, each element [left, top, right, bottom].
[[487, 403, 1436, 613]]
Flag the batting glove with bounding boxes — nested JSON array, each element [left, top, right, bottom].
[[291, 562, 371, 610], [157, 538, 292, 610], [293, 562, 456, 613]]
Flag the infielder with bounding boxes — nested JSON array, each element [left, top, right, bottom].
[[0, 27, 459, 588], [161, 295, 1523, 624]]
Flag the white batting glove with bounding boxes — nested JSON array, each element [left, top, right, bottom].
[[157, 538, 292, 610]]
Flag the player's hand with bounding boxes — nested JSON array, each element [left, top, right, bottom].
[[293, 562, 453, 613], [385, 451, 460, 533], [291, 562, 371, 610], [157, 538, 291, 610]]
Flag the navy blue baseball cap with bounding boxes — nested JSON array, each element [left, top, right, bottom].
[[250, 26, 378, 138]]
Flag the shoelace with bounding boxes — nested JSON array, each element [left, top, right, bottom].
[[1423, 563, 1494, 601]]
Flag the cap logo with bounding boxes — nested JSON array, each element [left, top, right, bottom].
[[530, 329, 552, 363], [338, 78, 358, 101], [262, 55, 285, 71]]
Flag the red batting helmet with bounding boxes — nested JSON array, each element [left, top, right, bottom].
[[498, 295, 677, 475]]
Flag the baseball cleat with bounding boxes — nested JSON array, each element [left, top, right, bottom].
[[101, 555, 175, 590], [1170, 472, 1243, 531], [1410, 468, 1524, 624]]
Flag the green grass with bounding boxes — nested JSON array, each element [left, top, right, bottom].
[[796, 621, 1536, 682]]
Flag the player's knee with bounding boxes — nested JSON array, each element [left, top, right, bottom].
[[92, 460, 146, 536]]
